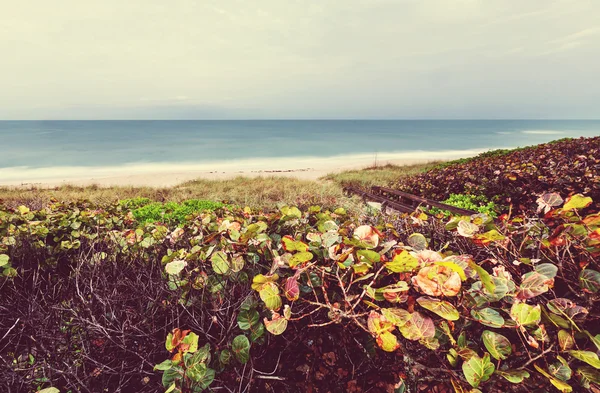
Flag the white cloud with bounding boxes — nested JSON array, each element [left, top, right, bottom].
[[0, 0, 599, 119]]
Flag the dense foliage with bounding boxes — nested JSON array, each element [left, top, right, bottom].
[[396, 136, 600, 214], [121, 198, 226, 224], [428, 193, 499, 218], [1, 188, 600, 392]]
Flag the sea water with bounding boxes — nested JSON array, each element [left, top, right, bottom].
[[0, 120, 598, 183]]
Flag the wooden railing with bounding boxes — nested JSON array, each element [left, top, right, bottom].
[[344, 185, 476, 216]]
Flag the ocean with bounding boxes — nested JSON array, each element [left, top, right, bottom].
[[1, 120, 599, 184]]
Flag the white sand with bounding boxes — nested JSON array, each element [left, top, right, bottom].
[[1, 149, 485, 188]]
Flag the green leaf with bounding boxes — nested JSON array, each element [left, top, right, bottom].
[[259, 282, 282, 311], [0, 254, 9, 267], [219, 349, 232, 365], [251, 273, 278, 291], [563, 194, 593, 211], [280, 206, 302, 219], [579, 269, 600, 293], [569, 350, 600, 369], [416, 297, 460, 321], [435, 261, 467, 281], [549, 356, 572, 381], [237, 309, 260, 331], [510, 303, 541, 326], [473, 229, 505, 244], [249, 322, 265, 342], [231, 254, 245, 272], [165, 331, 175, 351], [407, 233, 428, 251], [181, 332, 199, 353], [281, 235, 308, 252], [3, 267, 17, 277], [381, 308, 412, 327], [535, 263, 558, 279], [469, 262, 496, 294], [462, 353, 495, 388], [289, 251, 313, 268], [357, 250, 381, 265], [481, 330, 512, 360], [334, 207, 346, 215], [496, 369, 530, 383], [154, 359, 173, 371], [385, 251, 419, 273], [534, 364, 573, 392], [578, 366, 600, 389], [36, 389, 60, 393], [471, 308, 505, 328], [211, 251, 230, 275], [231, 335, 250, 364], [186, 363, 215, 389], [162, 366, 184, 389], [165, 260, 187, 275], [585, 331, 600, 352]]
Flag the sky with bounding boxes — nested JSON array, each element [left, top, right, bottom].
[[1, 0, 599, 119]]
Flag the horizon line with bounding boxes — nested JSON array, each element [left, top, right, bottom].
[[2, 118, 600, 122]]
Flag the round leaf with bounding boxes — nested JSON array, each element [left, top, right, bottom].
[[211, 251, 230, 275], [481, 330, 512, 360], [510, 303, 541, 326], [264, 312, 288, 335], [231, 335, 250, 364], [416, 297, 460, 321], [462, 353, 495, 388], [471, 308, 505, 328], [563, 194, 592, 211], [259, 282, 282, 311], [579, 269, 600, 293], [407, 233, 428, 251], [165, 260, 187, 275]]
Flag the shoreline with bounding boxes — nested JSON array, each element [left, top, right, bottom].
[[0, 149, 487, 188]]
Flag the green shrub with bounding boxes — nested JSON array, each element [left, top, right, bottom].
[[131, 199, 225, 224], [429, 193, 499, 218]]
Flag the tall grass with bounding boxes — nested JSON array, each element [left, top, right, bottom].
[[0, 176, 361, 213], [321, 162, 439, 189]]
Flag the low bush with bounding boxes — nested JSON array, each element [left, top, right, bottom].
[[428, 193, 500, 218], [397, 136, 600, 214], [131, 199, 226, 224], [1, 192, 599, 392]]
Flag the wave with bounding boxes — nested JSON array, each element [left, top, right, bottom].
[[521, 130, 564, 135], [0, 148, 498, 185]]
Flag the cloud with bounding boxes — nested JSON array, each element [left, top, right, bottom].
[[550, 27, 600, 43], [0, 0, 599, 119]]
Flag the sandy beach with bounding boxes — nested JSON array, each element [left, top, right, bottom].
[[1, 149, 485, 188]]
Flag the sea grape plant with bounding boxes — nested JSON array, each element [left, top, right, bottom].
[[154, 329, 215, 392], [236, 196, 600, 391], [2, 193, 600, 391], [397, 136, 600, 215]]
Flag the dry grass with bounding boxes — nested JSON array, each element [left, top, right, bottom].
[[0, 162, 442, 213], [0, 176, 362, 213], [321, 161, 439, 189]]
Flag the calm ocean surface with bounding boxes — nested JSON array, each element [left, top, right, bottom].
[[0, 120, 599, 173]]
